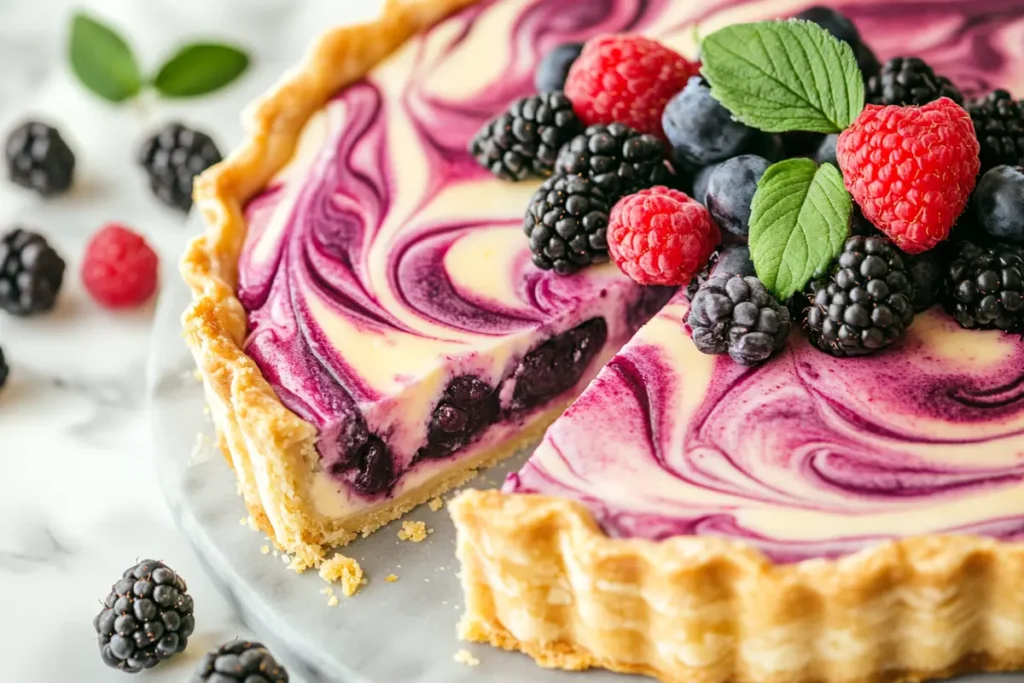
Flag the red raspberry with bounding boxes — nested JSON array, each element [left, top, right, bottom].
[[565, 35, 698, 140], [608, 187, 720, 286], [837, 97, 980, 254], [82, 224, 159, 309]]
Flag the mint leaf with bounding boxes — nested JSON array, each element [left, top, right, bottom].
[[69, 13, 143, 103], [153, 43, 250, 98], [749, 159, 851, 300], [701, 20, 864, 133]]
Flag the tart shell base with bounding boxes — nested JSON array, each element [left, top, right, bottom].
[[451, 490, 1024, 683]]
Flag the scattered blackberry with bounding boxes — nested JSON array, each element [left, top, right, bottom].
[[684, 245, 756, 301], [0, 346, 8, 391], [555, 122, 671, 199], [0, 228, 66, 316], [535, 43, 584, 93], [944, 241, 1024, 331], [417, 376, 499, 460], [967, 90, 1024, 172], [138, 122, 222, 211], [973, 165, 1024, 243], [688, 274, 791, 365], [907, 250, 945, 312], [194, 640, 289, 683], [470, 92, 581, 181], [663, 77, 753, 168], [512, 317, 607, 410], [804, 235, 916, 356], [93, 559, 195, 673], [4, 121, 75, 196], [866, 57, 962, 106], [524, 174, 610, 274]]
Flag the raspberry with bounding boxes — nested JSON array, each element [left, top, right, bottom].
[[607, 187, 720, 286], [564, 35, 698, 139], [837, 98, 980, 254], [82, 224, 159, 309]]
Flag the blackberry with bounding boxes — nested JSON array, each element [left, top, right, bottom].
[[93, 559, 195, 673], [944, 241, 1024, 331], [0, 228, 66, 316], [417, 376, 499, 460], [194, 640, 289, 683], [0, 346, 8, 391], [688, 274, 791, 365], [512, 317, 607, 410], [470, 92, 581, 181], [524, 174, 610, 274], [804, 235, 915, 356], [967, 90, 1024, 173], [555, 123, 671, 199], [4, 121, 75, 196], [685, 245, 756, 301], [138, 122, 222, 211], [866, 57, 962, 106], [907, 250, 945, 312]]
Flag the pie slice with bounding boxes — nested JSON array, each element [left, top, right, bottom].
[[180, 0, 677, 566], [451, 290, 1024, 682]]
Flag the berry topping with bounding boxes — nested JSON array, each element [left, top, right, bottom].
[[837, 97, 980, 254], [686, 244, 758, 301], [866, 57, 962, 107], [690, 161, 722, 206], [0, 346, 8, 391], [512, 317, 607, 411], [608, 186, 720, 286], [794, 6, 879, 82], [0, 227, 66, 316], [535, 42, 584, 93], [194, 641, 289, 683], [815, 133, 840, 168], [470, 92, 582, 181], [704, 154, 770, 239], [906, 250, 945, 313], [973, 165, 1024, 243], [93, 559, 195, 673], [966, 90, 1024, 173], [349, 436, 393, 495], [688, 274, 791, 365], [663, 77, 754, 168], [555, 123, 671, 199], [564, 34, 697, 139], [524, 174, 610, 275], [138, 122, 222, 212], [418, 376, 499, 460], [4, 121, 75, 197], [944, 241, 1024, 331], [803, 235, 916, 357], [82, 224, 159, 309]]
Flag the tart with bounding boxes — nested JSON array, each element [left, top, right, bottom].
[[180, 0, 675, 567]]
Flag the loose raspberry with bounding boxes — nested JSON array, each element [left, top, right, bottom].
[[607, 187, 720, 286], [837, 97, 980, 254], [82, 224, 159, 309], [564, 35, 698, 140]]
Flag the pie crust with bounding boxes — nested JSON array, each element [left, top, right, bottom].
[[179, 0, 486, 569], [450, 490, 1024, 683]]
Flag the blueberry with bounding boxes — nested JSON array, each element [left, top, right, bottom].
[[418, 376, 499, 460], [663, 76, 753, 167], [781, 131, 826, 158], [744, 131, 785, 162], [534, 42, 584, 93], [815, 134, 840, 168], [712, 245, 756, 278], [705, 155, 770, 239], [974, 165, 1024, 243], [691, 162, 721, 205], [512, 317, 607, 410], [795, 6, 861, 48]]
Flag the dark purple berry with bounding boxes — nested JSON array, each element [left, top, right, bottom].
[[535, 42, 584, 92], [512, 317, 607, 410], [663, 77, 753, 167], [704, 155, 770, 239], [0, 227, 66, 316], [195, 640, 289, 683], [417, 376, 499, 460], [973, 165, 1024, 243], [4, 120, 75, 196], [138, 122, 221, 211]]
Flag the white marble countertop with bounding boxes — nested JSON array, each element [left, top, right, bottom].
[[0, 1, 382, 680]]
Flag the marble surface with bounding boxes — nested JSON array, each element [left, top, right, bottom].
[[0, 1, 383, 681]]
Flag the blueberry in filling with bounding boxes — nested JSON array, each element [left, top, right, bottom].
[[418, 376, 500, 460], [512, 317, 608, 411], [330, 430, 394, 495]]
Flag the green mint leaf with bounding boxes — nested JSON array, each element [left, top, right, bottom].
[[701, 20, 864, 133], [153, 43, 250, 98], [69, 13, 143, 103], [749, 159, 851, 300]]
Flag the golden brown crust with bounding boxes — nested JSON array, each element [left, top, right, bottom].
[[451, 490, 1024, 683], [179, 0, 483, 564]]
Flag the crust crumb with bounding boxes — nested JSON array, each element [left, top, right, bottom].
[[428, 497, 444, 511], [398, 520, 428, 542], [453, 649, 480, 666], [385, 574, 399, 582], [319, 554, 365, 597], [260, 545, 270, 555], [327, 595, 340, 607]]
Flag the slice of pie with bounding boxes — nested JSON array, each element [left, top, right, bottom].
[[180, 0, 676, 566], [451, 291, 1024, 682]]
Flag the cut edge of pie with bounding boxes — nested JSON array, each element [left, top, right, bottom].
[[179, 0, 484, 569], [450, 489, 1024, 683]]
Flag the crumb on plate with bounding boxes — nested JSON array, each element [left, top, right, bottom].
[[385, 574, 399, 583], [319, 554, 366, 597], [398, 520, 428, 542], [428, 497, 444, 511], [454, 649, 480, 667]]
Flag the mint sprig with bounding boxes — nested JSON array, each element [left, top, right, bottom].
[[701, 20, 864, 133], [68, 12, 251, 103], [748, 158, 851, 300]]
